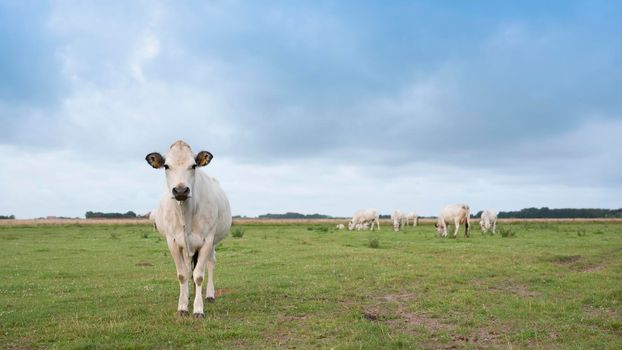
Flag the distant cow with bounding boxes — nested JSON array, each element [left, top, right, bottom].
[[391, 210, 407, 231], [404, 212, 419, 227], [354, 222, 370, 231], [148, 209, 157, 231], [480, 209, 498, 234], [348, 208, 380, 231], [146, 140, 232, 318], [435, 204, 470, 238], [336, 224, 345, 230]]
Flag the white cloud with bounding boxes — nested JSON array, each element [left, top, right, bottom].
[[2, 2, 621, 219]]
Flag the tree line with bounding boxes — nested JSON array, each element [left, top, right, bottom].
[[258, 212, 332, 219], [0, 215, 15, 220], [85, 211, 139, 219], [473, 207, 622, 219]]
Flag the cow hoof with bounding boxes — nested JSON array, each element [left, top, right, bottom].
[[206, 297, 216, 303], [193, 313, 205, 319], [177, 310, 189, 316]]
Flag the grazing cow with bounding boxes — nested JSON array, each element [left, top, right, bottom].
[[404, 212, 419, 227], [348, 208, 380, 231], [336, 224, 345, 230], [391, 210, 407, 231], [480, 209, 498, 234], [354, 222, 370, 230], [435, 204, 470, 238], [146, 140, 232, 318], [148, 209, 157, 231]]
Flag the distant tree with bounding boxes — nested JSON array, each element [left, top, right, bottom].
[[497, 207, 622, 219], [85, 211, 138, 219], [258, 212, 332, 219], [0, 215, 15, 220]]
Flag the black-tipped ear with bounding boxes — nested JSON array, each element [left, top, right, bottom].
[[195, 151, 213, 167], [146, 152, 165, 169]]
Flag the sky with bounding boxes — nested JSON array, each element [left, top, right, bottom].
[[1, 1, 621, 219]]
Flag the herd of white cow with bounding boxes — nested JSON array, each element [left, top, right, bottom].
[[145, 140, 499, 317], [336, 205, 498, 238]]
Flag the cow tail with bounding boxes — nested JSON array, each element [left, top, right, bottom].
[[192, 251, 199, 270]]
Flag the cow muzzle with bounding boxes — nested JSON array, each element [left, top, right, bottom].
[[172, 186, 190, 201]]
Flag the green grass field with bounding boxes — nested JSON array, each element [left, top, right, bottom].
[[1, 222, 621, 349]]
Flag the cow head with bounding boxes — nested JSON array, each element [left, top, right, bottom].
[[348, 221, 355, 231], [146, 140, 213, 202], [434, 222, 445, 235], [392, 211, 401, 231], [393, 218, 400, 232]]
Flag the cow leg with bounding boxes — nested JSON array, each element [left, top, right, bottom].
[[453, 220, 459, 238], [205, 244, 216, 302], [167, 237, 190, 315], [191, 243, 211, 317], [465, 220, 470, 237], [492, 222, 496, 234]]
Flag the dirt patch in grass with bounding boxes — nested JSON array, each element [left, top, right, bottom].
[[544, 254, 582, 264], [380, 292, 417, 303], [497, 284, 541, 298], [362, 311, 383, 321], [359, 292, 450, 334], [135, 262, 153, 267], [363, 292, 515, 349], [277, 314, 307, 323], [215, 288, 237, 298], [358, 291, 527, 349], [450, 328, 507, 346], [581, 262, 607, 273], [583, 306, 619, 319], [472, 279, 541, 298]]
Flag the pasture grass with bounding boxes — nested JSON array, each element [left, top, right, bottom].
[[1, 222, 621, 349]]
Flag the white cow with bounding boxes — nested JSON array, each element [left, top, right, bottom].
[[335, 224, 345, 230], [391, 210, 407, 231], [148, 209, 157, 231], [348, 208, 380, 231], [435, 204, 470, 238], [404, 212, 419, 227], [146, 140, 232, 318], [480, 209, 498, 234], [354, 223, 369, 231]]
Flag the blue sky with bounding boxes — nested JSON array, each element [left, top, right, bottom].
[[1, 1, 621, 218]]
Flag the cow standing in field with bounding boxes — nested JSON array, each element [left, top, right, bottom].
[[435, 204, 470, 238], [146, 140, 232, 318], [348, 208, 380, 231], [148, 209, 157, 231], [480, 209, 498, 234], [391, 210, 407, 231], [405, 212, 419, 227], [336, 224, 345, 230]]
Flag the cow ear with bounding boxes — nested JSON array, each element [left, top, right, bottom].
[[195, 151, 213, 167], [146, 152, 165, 169]]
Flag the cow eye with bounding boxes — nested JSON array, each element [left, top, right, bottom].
[[191, 164, 197, 169], [163, 164, 170, 170]]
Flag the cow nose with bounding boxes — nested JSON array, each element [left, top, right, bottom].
[[172, 186, 190, 200]]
